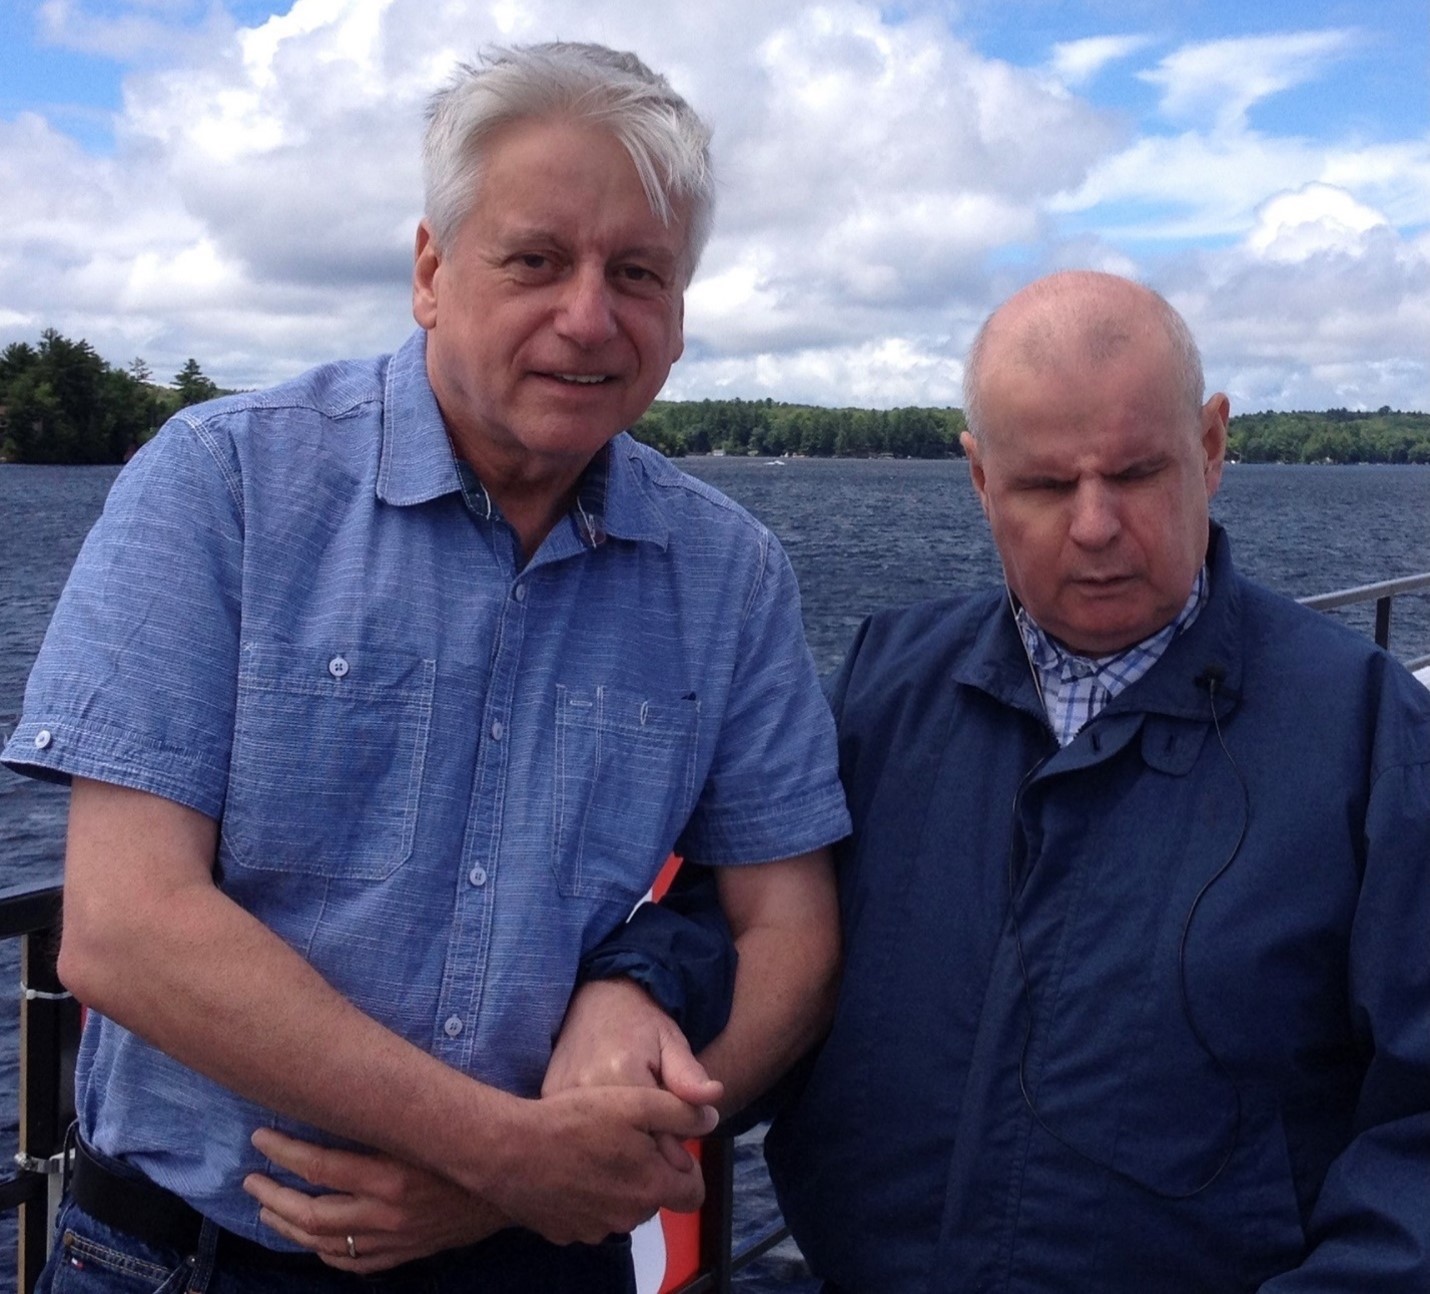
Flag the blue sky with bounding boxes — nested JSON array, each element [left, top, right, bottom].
[[1, 0, 1427, 410]]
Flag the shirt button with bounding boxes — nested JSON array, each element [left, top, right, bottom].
[[443, 1016, 463, 1038], [33, 730, 52, 750], [513, 584, 527, 603], [468, 866, 487, 887], [328, 655, 350, 679], [490, 720, 503, 741]]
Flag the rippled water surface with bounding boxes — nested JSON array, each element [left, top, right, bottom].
[[3, 458, 1430, 1288]]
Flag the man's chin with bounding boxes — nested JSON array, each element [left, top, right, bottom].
[[1048, 611, 1148, 657]]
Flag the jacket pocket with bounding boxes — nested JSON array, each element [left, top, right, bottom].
[[552, 684, 699, 904], [222, 643, 435, 879]]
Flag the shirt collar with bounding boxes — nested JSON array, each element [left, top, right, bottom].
[[376, 330, 464, 508], [375, 330, 665, 550], [452, 443, 612, 550], [1016, 567, 1209, 742]]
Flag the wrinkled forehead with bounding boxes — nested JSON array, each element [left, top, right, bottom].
[[979, 338, 1199, 454]]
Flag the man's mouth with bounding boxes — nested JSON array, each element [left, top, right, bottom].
[[1072, 574, 1134, 591], [551, 372, 611, 385]]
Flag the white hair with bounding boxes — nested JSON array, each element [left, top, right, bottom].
[[423, 42, 715, 284]]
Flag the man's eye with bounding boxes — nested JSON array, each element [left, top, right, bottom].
[[517, 254, 550, 271], [616, 264, 663, 289], [1114, 463, 1162, 483]]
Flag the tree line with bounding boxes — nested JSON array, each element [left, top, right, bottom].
[[635, 400, 1430, 463], [3, 331, 1428, 466], [0, 330, 221, 465], [632, 397, 967, 459], [1227, 408, 1430, 465]]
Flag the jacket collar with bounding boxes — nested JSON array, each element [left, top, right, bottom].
[[952, 523, 1243, 726], [1109, 523, 1242, 723]]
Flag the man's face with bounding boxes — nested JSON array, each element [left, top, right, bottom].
[[963, 336, 1227, 656], [413, 116, 687, 481]]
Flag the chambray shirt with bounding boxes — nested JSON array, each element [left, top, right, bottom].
[[2, 329, 850, 1240]]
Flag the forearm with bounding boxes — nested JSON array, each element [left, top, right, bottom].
[[60, 787, 518, 1195], [698, 850, 840, 1115], [60, 778, 715, 1243]]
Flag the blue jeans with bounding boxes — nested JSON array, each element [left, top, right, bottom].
[[37, 1199, 637, 1294]]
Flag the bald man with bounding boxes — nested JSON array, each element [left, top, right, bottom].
[[564, 271, 1430, 1292]]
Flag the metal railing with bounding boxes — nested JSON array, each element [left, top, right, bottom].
[[0, 882, 76, 1294], [1298, 571, 1430, 670], [673, 1134, 793, 1294]]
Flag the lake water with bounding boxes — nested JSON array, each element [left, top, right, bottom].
[[2, 457, 1430, 1289]]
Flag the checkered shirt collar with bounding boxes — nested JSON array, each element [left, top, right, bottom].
[[1016, 567, 1209, 747]]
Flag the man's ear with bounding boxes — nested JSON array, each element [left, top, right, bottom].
[[412, 220, 441, 330], [961, 430, 990, 517], [1200, 393, 1230, 499]]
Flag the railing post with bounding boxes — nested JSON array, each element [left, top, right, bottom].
[[17, 898, 77, 1294], [697, 1134, 734, 1294], [1375, 595, 1392, 650]]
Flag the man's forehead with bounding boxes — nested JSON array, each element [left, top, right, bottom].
[[978, 386, 1198, 467], [464, 149, 688, 264]]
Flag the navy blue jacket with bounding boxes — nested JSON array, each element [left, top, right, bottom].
[[762, 527, 1430, 1292]]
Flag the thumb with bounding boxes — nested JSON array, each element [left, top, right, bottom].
[[656, 1027, 724, 1110]]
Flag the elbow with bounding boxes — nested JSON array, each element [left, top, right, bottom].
[[56, 893, 138, 1017], [56, 911, 110, 1012]]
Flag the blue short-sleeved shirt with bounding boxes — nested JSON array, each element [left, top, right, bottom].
[[2, 329, 850, 1239]]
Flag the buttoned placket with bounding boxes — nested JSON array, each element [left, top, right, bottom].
[[429, 557, 532, 1072]]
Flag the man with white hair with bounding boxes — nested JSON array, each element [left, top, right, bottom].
[[574, 270, 1430, 1291], [3, 42, 846, 1293]]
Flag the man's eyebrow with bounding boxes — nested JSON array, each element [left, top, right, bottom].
[[1110, 453, 1171, 475], [494, 225, 562, 247], [610, 243, 682, 267]]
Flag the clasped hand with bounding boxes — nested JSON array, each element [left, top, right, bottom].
[[242, 979, 719, 1271]]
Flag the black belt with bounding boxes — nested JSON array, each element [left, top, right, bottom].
[[70, 1136, 330, 1274]]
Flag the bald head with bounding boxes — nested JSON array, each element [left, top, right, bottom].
[[957, 269, 1230, 656], [963, 271, 1205, 446]]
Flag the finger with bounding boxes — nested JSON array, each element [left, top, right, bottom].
[[637, 1090, 720, 1139], [251, 1127, 372, 1192], [652, 1160, 706, 1215], [243, 1172, 341, 1230], [243, 1172, 377, 1243], [253, 1203, 354, 1258], [653, 1131, 696, 1172], [655, 1032, 724, 1108], [254, 1204, 411, 1273]]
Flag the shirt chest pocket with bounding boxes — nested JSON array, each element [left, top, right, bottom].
[[553, 684, 700, 904], [222, 644, 436, 880]]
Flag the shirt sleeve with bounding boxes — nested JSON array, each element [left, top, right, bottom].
[[673, 529, 850, 865], [1, 417, 244, 818]]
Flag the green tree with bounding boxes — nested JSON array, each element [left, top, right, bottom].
[[174, 358, 220, 408]]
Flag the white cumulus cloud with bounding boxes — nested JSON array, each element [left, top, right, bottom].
[[2, 1, 1427, 411]]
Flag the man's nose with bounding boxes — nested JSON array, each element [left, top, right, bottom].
[[555, 268, 619, 346], [1068, 479, 1121, 547]]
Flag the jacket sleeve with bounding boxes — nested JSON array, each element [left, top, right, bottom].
[[1260, 721, 1430, 1290], [573, 623, 870, 1070], [575, 863, 736, 1053]]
